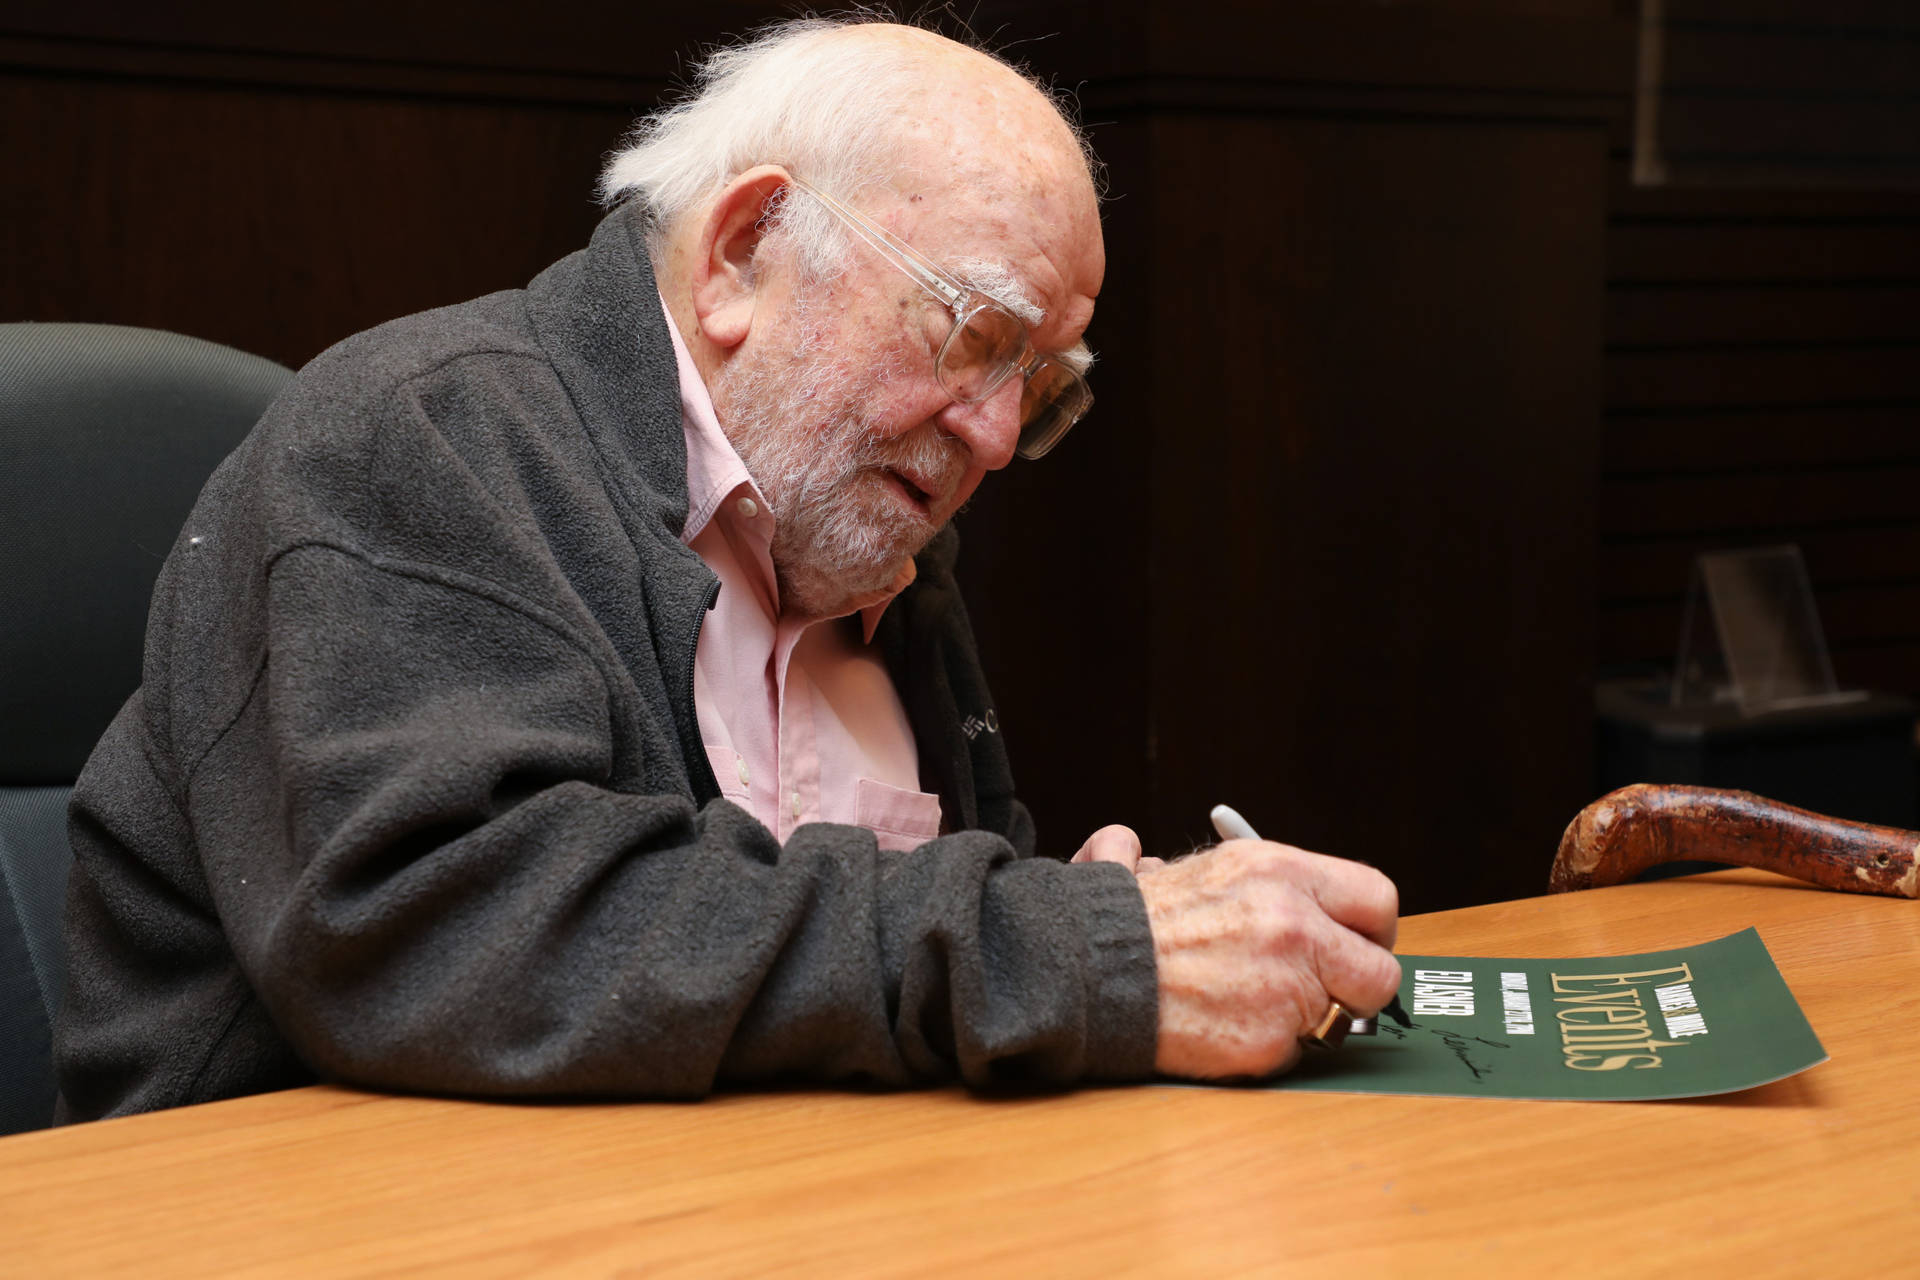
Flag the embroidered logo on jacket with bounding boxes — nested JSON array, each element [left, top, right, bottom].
[[960, 709, 1001, 740]]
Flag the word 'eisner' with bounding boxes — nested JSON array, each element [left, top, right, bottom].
[[1412, 969, 1475, 1017], [1550, 964, 1701, 1071]]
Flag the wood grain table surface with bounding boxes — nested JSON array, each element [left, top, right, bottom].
[[3, 869, 1915, 1278]]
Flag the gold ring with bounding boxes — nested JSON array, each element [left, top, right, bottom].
[[1303, 1001, 1355, 1050]]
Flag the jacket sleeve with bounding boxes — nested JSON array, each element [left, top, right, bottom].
[[179, 538, 1159, 1098]]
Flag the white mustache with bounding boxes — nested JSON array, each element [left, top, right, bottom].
[[859, 425, 968, 506]]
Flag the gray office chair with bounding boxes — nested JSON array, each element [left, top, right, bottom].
[[0, 323, 292, 1134]]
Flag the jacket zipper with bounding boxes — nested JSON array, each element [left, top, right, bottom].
[[683, 576, 723, 802]]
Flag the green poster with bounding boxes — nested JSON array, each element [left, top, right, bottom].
[[1272, 928, 1827, 1101]]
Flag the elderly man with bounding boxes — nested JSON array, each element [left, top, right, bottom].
[[56, 18, 1399, 1121]]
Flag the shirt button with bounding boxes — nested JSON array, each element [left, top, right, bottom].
[[737, 497, 759, 519], [736, 758, 751, 787], [792, 791, 802, 819]]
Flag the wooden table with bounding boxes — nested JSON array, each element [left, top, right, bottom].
[[4, 870, 1916, 1277]]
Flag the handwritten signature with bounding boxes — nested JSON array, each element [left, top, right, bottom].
[[1375, 1020, 1511, 1080]]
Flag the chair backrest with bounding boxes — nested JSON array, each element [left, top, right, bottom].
[[0, 323, 292, 1133]]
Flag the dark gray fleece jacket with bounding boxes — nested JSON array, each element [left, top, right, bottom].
[[55, 203, 1158, 1121]]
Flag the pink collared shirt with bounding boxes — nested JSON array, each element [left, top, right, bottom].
[[663, 302, 941, 852]]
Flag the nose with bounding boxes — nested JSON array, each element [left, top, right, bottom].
[[935, 376, 1023, 472]]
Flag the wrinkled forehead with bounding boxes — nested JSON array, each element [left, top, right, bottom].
[[897, 179, 1101, 348], [809, 28, 1104, 339], [877, 91, 1104, 341]]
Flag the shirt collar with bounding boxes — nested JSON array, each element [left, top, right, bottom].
[[662, 294, 763, 548]]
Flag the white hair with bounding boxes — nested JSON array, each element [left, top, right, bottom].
[[597, 16, 1098, 280]]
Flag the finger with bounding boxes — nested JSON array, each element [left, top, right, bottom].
[[1311, 924, 1404, 1019], [1261, 843, 1400, 950], [1070, 824, 1142, 870]]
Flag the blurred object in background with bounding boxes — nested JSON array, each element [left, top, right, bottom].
[[1598, 545, 1916, 854], [1670, 544, 1861, 714]]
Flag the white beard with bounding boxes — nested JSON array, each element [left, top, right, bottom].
[[711, 321, 968, 619]]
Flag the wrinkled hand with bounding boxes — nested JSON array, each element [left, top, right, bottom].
[[1137, 839, 1400, 1079], [1069, 825, 1167, 874]]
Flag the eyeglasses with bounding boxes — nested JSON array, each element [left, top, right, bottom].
[[787, 175, 1092, 461]]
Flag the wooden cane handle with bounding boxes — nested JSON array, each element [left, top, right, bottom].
[[1550, 783, 1920, 898]]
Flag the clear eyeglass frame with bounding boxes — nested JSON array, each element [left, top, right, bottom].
[[786, 174, 1092, 460]]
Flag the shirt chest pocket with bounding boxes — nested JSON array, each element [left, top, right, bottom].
[[855, 777, 942, 853]]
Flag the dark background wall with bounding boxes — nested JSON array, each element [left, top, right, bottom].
[[4, 1, 1914, 913], [1600, 159, 1920, 696]]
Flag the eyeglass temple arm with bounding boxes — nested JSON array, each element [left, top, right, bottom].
[[785, 175, 968, 311], [787, 174, 1093, 385]]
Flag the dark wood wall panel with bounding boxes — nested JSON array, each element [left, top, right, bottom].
[[1604, 581, 1920, 655], [1661, 22, 1919, 93], [1606, 525, 1920, 588], [1602, 465, 1920, 535], [0, 1, 783, 83], [1598, 155, 1920, 698], [1604, 404, 1920, 469], [1609, 346, 1920, 407], [1642, 1, 1920, 186], [1141, 113, 1605, 907], [0, 73, 632, 369], [1607, 286, 1920, 346], [1610, 223, 1920, 282]]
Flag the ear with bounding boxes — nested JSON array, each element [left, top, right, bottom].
[[689, 165, 793, 351]]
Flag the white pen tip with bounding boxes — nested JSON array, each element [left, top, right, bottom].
[[1210, 804, 1260, 842]]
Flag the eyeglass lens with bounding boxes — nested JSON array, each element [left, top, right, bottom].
[[1017, 363, 1087, 459], [937, 306, 1024, 401], [934, 303, 1089, 459]]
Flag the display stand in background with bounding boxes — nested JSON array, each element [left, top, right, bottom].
[[1598, 546, 1916, 837], [1670, 547, 1863, 715]]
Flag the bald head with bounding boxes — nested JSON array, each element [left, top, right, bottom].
[[795, 25, 1102, 338], [841, 23, 1087, 175], [858, 25, 1101, 258]]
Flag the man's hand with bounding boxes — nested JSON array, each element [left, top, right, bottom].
[[1137, 839, 1400, 1079], [1069, 825, 1167, 874]]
